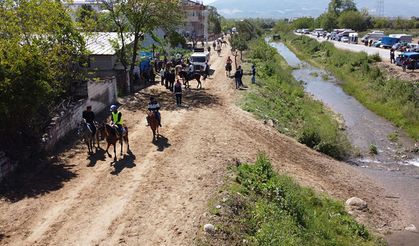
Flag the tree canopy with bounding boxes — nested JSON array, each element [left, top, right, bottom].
[[0, 0, 86, 148], [100, 0, 182, 84]]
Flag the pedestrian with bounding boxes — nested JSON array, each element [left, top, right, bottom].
[[174, 79, 182, 106], [234, 65, 243, 89], [369, 39, 373, 47], [410, 58, 416, 72], [251, 64, 256, 84], [390, 49, 395, 64], [204, 62, 210, 79], [168, 69, 176, 91], [402, 57, 407, 72], [160, 67, 166, 86]]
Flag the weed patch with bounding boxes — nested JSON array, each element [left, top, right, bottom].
[[197, 154, 382, 246]]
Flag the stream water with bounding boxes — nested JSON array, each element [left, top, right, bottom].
[[269, 41, 419, 171], [269, 41, 419, 244]]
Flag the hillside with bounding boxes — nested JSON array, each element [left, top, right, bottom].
[[210, 0, 419, 18]]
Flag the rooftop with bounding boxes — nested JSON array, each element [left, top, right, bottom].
[[84, 32, 135, 55]]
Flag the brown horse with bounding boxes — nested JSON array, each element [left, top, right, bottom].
[[104, 123, 129, 160], [146, 111, 159, 141]]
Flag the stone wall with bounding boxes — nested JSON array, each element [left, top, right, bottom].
[[42, 78, 117, 151]]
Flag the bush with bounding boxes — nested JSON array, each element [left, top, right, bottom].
[[200, 155, 381, 245]]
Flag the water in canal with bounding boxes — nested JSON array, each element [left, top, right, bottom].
[[268, 41, 419, 171], [268, 40, 419, 244]]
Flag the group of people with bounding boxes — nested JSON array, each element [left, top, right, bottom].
[[81, 96, 164, 142], [226, 56, 257, 89]]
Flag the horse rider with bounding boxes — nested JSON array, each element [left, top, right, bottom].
[[148, 97, 162, 127], [82, 105, 96, 135], [110, 105, 124, 137]]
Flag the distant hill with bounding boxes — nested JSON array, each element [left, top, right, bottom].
[[210, 0, 419, 19]]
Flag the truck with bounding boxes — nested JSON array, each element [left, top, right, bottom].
[[190, 52, 210, 73], [380, 37, 400, 49]]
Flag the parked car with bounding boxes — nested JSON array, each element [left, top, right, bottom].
[[372, 41, 382, 47], [341, 36, 349, 42], [395, 52, 419, 68]]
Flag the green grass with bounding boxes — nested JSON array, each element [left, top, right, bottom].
[[281, 33, 419, 140], [197, 154, 383, 246], [241, 39, 350, 160]]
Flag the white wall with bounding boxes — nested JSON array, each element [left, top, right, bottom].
[[43, 78, 117, 151]]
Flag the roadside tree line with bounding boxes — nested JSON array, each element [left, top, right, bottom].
[[290, 0, 419, 32]]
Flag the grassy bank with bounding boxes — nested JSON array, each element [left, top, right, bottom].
[[281, 33, 419, 140], [197, 155, 382, 245], [241, 39, 350, 160]]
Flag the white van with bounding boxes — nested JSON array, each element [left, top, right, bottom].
[[190, 52, 210, 72]]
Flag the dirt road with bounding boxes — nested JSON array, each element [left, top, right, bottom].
[[0, 44, 412, 245]]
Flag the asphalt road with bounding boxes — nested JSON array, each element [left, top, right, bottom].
[[299, 33, 399, 61]]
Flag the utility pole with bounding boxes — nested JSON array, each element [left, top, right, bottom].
[[377, 0, 384, 17]]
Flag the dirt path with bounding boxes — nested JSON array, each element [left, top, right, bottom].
[[0, 44, 413, 245]]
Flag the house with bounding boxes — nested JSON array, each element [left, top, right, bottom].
[[181, 0, 209, 41], [84, 32, 135, 93]]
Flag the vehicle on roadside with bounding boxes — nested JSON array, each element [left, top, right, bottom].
[[395, 52, 419, 68], [341, 36, 349, 42], [360, 31, 385, 43], [190, 51, 210, 73], [302, 29, 311, 34], [389, 34, 413, 43], [380, 36, 400, 49], [349, 33, 358, 43], [407, 43, 419, 52], [336, 29, 354, 42], [392, 42, 409, 51], [372, 40, 382, 47]]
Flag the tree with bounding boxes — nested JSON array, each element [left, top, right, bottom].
[[208, 6, 222, 34], [0, 0, 86, 152], [328, 0, 356, 15], [230, 34, 248, 65], [292, 17, 315, 30], [338, 10, 368, 31], [100, 0, 182, 87], [317, 13, 338, 31]]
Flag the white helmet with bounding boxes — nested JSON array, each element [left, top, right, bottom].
[[110, 105, 117, 112]]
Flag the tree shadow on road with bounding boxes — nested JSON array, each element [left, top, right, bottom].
[[153, 134, 171, 152], [0, 157, 77, 202], [87, 148, 106, 167], [110, 149, 136, 176], [124, 87, 221, 112]]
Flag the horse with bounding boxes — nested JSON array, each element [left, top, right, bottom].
[[104, 123, 129, 161], [178, 70, 202, 89], [77, 120, 98, 154], [146, 111, 160, 141], [225, 63, 232, 77]]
